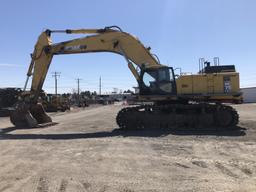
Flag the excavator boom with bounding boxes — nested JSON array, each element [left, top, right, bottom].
[[11, 26, 175, 127], [26, 27, 162, 101]]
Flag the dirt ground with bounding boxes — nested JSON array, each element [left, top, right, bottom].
[[0, 103, 256, 192]]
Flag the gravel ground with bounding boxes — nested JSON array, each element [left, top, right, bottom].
[[0, 103, 255, 192]]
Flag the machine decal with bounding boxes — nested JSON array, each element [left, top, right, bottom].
[[224, 76, 231, 93], [64, 45, 87, 51]]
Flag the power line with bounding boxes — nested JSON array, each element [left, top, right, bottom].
[[76, 78, 82, 104], [99, 76, 101, 95], [52, 71, 61, 95], [76, 78, 82, 94]]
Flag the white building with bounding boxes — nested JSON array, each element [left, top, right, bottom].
[[241, 87, 256, 103]]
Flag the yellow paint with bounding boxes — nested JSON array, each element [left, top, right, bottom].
[[176, 72, 241, 101]]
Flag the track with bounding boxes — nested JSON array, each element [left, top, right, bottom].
[[116, 103, 239, 130]]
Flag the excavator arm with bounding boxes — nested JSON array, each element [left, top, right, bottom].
[[11, 26, 175, 127], [26, 26, 162, 101]]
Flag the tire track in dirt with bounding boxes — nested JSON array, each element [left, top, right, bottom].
[[230, 163, 253, 177], [239, 167, 253, 176], [82, 181, 91, 190], [97, 185, 109, 192], [174, 162, 190, 169], [160, 153, 256, 167], [31, 176, 93, 192], [57, 179, 68, 192], [0, 184, 12, 191], [191, 161, 208, 168], [119, 187, 135, 192], [215, 162, 238, 178], [36, 176, 49, 192]]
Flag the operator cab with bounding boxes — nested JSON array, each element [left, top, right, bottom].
[[139, 66, 177, 95]]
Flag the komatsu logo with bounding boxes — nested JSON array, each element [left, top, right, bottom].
[[64, 45, 87, 51]]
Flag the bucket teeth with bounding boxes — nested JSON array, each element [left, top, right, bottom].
[[10, 110, 38, 127], [10, 102, 52, 128], [30, 103, 52, 124]]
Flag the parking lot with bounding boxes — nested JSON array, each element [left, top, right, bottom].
[[0, 104, 256, 192]]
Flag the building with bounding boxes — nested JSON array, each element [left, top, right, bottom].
[[241, 87, 256, 103]]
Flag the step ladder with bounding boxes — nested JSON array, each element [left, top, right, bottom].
[[207, 75, 214, 94]]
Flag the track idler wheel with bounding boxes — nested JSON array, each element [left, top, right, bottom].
[[215, 106, 238, 128], [116, 107, 144, 130], [10, 103, 52, 128]]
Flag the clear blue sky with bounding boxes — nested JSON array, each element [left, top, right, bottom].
[[0, 0, 255, 93]]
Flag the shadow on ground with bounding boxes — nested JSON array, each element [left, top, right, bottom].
[[0, 126, 246, 140]]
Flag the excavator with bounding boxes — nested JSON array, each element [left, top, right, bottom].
[[10, 26, 241, 129]]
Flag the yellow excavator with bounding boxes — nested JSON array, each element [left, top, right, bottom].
[[10, 26, 241, 129]]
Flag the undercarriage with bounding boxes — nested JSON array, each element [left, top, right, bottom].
[[116, 103, 239, 130]]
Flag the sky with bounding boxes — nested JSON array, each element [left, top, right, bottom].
[[0, 0, 255, 94]]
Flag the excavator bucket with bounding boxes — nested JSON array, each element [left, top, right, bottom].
[[10, 102, 53, 128]]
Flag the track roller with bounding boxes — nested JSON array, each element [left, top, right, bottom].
[[116, 103, 239, 130]]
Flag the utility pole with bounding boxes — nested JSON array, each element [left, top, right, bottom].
[[76, 78, 82, 105], [99, 76, 102, 95], [52, 72, 61, 96]]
